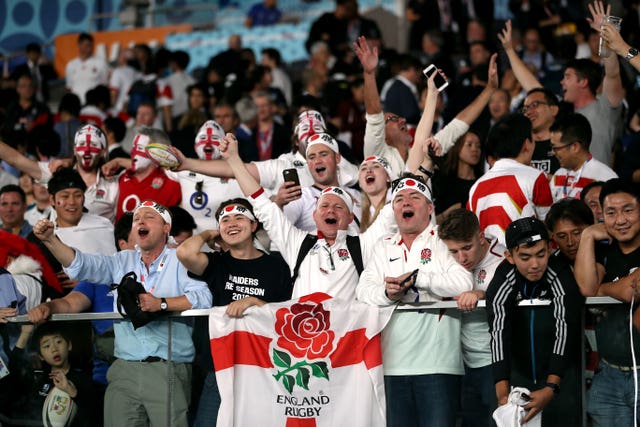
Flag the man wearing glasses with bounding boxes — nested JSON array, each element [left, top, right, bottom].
[[520, 88, 561, 175], [548, 113, 617, 201]]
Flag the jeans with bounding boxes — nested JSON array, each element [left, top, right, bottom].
[[588, 361, 640, 427], [194, 371, 221, 427], [461, 364, 496, 427], [384, 374, 461, 427]]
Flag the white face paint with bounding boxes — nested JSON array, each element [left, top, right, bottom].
[[295, 110, 326, 153], [130, 133, 153, 172], [74, 125, 106, 170], [194, 120, 224, 160]]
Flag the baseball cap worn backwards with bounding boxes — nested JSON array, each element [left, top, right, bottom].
[[47, 168, 87, 196], [505, 217, 550, 249]]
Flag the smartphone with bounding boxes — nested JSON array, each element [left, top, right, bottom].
[[399, 269, 419, 288], [282, 168, 300, 187], [423, 64, 449, 92]]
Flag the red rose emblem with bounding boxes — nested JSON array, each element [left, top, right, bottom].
[[275, 302, 335, 359]]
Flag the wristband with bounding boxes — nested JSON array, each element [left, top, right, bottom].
[[418, 165, 434, 178], [544, 382, 560, 394]]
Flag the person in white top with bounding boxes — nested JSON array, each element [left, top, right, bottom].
[[221, 132, 393, 301], [174, 109, 359, 193], [438, 208, 506, 427], [0, 124, 119, 222], [355, 36, 500, 180], [549, 112, 617, 201], [109, 48, 141, 115], [280, 133, 361, 233], [356, 174, 473, 427], [64, 33, 109, 105]]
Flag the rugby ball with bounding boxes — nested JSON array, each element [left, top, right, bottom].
[[42, 386, 77, 427], [145, 142, 181, 168]]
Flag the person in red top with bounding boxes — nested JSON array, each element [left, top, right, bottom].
[[468, 113, 553, 246], [103, 127, 181, 220]]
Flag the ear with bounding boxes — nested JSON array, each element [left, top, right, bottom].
[[335, 152, 342, 163], [504, 249, 515, 265], [163, 222, 171, 236], [68, 341, 73, 351], [49, 194, 55, 206], [251, 221, 258, 233]]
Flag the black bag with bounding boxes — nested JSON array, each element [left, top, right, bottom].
[[111, 271, 162, 330]]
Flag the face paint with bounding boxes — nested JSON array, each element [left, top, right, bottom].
[[74, 125, 105, 170], [130, 133, 153, 172], [295, 110, 326, 152], [194, 120, 224, 160]]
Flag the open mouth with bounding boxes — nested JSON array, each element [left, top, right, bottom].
[[315, 167, 326, 174], [325, 218, 337, 224], [204, 147, 213, 154], [365, 175, 375, 183], [402, 211, 414, 219], [138, 228, 149, 236]]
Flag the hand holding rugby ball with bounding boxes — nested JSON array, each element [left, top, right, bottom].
[[145, 143, 182, 168]]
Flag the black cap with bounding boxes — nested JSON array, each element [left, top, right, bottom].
[[47, 167, 87, 196], [505, 217, 550, 249]]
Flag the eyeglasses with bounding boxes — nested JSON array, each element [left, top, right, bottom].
[[194, 181, 204, 205], [550, 142, 575, 153], [520, 101, 551, 114], [385, 114, 402, 123]]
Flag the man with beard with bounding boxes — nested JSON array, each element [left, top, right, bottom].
[[102, 127, 181, 220], [0, 124, 119, 222]]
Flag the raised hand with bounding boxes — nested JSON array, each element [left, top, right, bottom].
[[33, 218, 55, 242], [488, 53, 499, 89], [497, 20, 514, 51], [587, 1, 611, 31], [354, 36, 378, 74]]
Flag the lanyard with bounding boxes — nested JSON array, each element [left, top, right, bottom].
[[562, 154, 591, 198]]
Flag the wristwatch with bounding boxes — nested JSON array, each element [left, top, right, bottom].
[[545, 382, 560, 394], [160, 298, 168, 311], [626, 47, 639, 61]]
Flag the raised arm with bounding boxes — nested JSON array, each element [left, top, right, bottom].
[[588, 1, 624, 107], [0, 140, 43, 179], [355, 36, 382, 115], [32, 218, 76, 268], [497, 20, 542, 92], [219, 133, 262, 196], [604, 22, 640, 72], [176, 229, 220, 275], [573, 223, 607, 296], [456, 53, 499, 125], [170, 146, 261, 182]]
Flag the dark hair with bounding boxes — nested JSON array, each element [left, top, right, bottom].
[[526, 87, 560, 107], [599, 178, 639, 207], [438, 208, 481, 241], [103, 117, 127, 142], [0, 184, 26, 203], [565, 58, 602, 96], [549, 112, 592, 150], [114, 212, 133, 252], [442, 130, 483, 178], [33, 322, 71, 354], [77, 32, 94, 44], [25, 43, 41, 54], [85, 84, 111, 109], [580, 181, 604, 202], [168, 206, 197, 237], [48, 167, 87, 195], [171, 50, 190, 70], [58, 93, 81, 117], [215, 198, 262, 233], [545, 199, 594, 232], [261, 48, 282, 66], [29, 126, 61, 159], [396, 53, 422, 72], [248, 65, 271, 90], [485, 113, 532, 159]]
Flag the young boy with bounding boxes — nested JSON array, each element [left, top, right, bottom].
[[9, 323, 94, 426], [486, 217, 584, 426]]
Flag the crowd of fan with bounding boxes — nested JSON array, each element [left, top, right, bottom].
[[1, 0, 640, 425]]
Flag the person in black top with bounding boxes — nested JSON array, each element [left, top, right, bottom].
[[487, 217, 584, 425], [177, 197, 292, 426], [574, 178, 640, 426], [545, 198, 594, 266]]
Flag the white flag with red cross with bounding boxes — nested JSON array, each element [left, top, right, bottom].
[[209, 292, 394, 427]]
